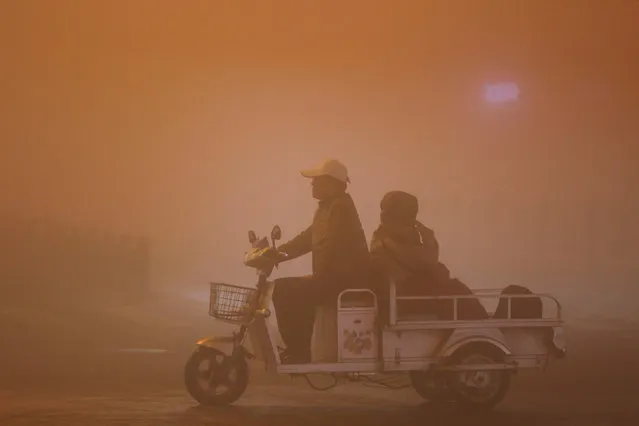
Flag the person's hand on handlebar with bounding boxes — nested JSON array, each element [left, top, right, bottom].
[[262, 247, 288, 262]]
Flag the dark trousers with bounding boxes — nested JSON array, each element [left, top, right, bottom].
[[272, 276, 317, 357], [398, 276, 488, 320]]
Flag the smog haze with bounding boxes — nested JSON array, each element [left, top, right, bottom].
[[1, 0, 638, 317]]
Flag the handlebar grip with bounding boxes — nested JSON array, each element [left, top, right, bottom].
[[277, 252, 289, 260]]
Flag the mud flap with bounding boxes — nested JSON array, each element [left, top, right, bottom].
[[550, 327, 567, 358]]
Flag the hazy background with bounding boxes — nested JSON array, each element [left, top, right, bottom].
[[1, 0, 638, 322]]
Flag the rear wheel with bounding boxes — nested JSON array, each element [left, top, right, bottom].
[[184, 347, 249, 406], [447, 344, 511, 410], [409, 370, 453, 403]]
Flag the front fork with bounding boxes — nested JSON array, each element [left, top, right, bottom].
[[231, 325, 255, 360], [198, 329, 255, 382], [202, 275, 270, 370]]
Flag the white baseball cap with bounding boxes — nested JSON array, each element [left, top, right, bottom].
[[300, 158, 350, 183]]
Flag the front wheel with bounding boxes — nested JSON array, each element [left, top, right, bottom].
[[184, 347, 249, 406]]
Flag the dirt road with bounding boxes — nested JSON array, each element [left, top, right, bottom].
[[1, 325, 638, 425]]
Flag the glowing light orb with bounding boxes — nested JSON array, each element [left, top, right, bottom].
[[483, 82, 520, 104]]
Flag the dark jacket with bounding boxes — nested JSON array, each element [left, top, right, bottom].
[[370, 221, 443, 287], [278, 193, 371, 295], [372, 191, 441, 285], [370, 221, 488, 320]]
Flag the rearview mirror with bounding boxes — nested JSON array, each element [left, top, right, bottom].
[[270, 225, 282, 241], [248, 230, 257, 244]]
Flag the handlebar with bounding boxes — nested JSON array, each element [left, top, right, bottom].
[[244, 245, 288, 272], [244, 227, 288, 277]]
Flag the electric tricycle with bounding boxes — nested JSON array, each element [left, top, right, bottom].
[[185, 225, 567, 409]]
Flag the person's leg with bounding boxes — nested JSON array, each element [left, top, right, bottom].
[[448, 278, 488, 320], [494, 285, 542, 319], [395, 275, 446, 319], [272, 275, 316, 363]]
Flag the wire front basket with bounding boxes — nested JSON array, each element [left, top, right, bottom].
[[209, 282, 257, 325]]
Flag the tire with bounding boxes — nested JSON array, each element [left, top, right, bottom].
[[446, 343, 511, 410], [409, 370, 453, 403], [184, 347, 249, 406]]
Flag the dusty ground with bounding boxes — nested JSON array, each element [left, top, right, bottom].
[[1, 322, 638, 426]]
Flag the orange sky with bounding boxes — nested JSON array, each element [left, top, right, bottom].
[[1, 0, 638, 294]]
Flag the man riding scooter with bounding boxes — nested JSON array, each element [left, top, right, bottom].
[[265, 159, 371, 364]]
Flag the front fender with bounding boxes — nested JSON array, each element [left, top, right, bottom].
[[195, 336, 235, 356], [439, 328, 511, 358]]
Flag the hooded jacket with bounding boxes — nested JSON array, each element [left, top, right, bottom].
[[370, 221, 446, 285], [370, 190, 450, 294]]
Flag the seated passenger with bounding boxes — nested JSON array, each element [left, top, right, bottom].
[[270, 159, 372, 364], [370, 191, 488, 321]]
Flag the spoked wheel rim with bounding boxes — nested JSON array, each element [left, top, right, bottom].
[[185, 347, 249, 405], [195, 351, 241, 396], [451, 353, 506, 404]]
